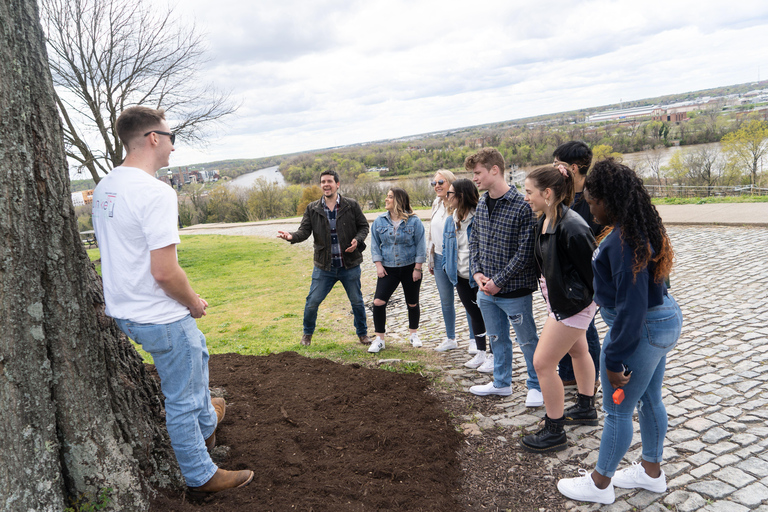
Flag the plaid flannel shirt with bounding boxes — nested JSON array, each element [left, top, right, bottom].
[[469, 187, 538, 293], [322, 194, 344, 268]]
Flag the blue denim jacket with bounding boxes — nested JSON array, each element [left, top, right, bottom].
[[371, 213, 426, 267], [441, 216, 474, 287]]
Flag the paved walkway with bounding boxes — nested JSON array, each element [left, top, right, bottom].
[[181, 207, 768, 511]]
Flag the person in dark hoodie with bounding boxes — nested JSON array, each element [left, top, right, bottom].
[[557, 158, 682, 505], [552, 141, 602, 388]]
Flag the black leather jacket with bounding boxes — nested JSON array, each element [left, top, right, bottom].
[[534, 206, 596, 320], [290, 195, 369, 271]]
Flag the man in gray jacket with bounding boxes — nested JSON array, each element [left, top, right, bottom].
[[278, 170, 370, 346]]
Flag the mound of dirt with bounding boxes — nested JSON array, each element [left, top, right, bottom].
[[149, 352, 464, 511]]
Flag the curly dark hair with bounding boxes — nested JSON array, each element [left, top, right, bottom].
[[584, 158, 673, 282]]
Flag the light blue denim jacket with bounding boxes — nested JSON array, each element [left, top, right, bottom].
[[441, 215, 475, 287], [371, 213, 426, 267]]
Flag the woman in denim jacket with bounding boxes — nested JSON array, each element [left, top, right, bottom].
[[557, 159, 683, 505], [368, 187, 426, 353], [442, 179, 489, 371]]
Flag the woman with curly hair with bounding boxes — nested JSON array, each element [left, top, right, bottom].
[[557, 159, 682, 505]]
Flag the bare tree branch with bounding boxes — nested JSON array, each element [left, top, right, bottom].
[[41, 0, 237, 183]]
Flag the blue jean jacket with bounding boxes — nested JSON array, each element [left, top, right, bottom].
[[441, 216, 475, 287], [371, 213, 426, 267]]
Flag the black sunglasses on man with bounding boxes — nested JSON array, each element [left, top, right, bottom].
[[144, 130, 176, 145]]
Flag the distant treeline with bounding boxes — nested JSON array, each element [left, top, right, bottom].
[[279, 107, 765, 185]]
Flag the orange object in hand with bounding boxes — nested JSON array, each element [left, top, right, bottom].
[[612, 388, 625, 404]]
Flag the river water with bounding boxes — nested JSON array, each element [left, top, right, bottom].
[[227, 165, 286, 189]]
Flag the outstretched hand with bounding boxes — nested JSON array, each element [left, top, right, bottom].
[[277, 231, 292, 241]]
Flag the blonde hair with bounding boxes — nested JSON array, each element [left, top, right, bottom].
[[435, 169, 457, 184]]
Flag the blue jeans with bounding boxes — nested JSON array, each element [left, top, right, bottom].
[[433, 254, 456, 339], [477, 292, 539, 390], [595, 294, 682, 477], [304, 265, 367, 336], [558, 318, 601, 381], [434, 254, 475, 340], [115, 315, 218, 488]]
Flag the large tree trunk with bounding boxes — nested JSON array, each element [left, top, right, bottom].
[[0, 0, 183, 510]]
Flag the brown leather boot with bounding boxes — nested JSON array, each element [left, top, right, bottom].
[[205, 398, 227, 451], [301, 334, 312, 346], [358, 334, 371, 345], [187, 468, 254, 499]]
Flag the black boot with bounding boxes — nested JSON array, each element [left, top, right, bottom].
[[564, 393, 598, 426], [520, 415, 567, 453]]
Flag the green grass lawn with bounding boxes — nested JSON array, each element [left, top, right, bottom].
[[87, 235, 438, 374], [652, 195, 768, 205]]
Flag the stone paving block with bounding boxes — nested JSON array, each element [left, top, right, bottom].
[[702, 427, 731, 443], [731, 433, 759, 446], [705, 412, 732, 424], [732, 482, 768, 508], [737, 457, 768, 477], [668, 473, 695, 488], [711, 454, 741, 467], [665, 461, 691, 478], [685, 416, 716, 431], [664, 490, 707, 512], [708, 441, 739, 456], [626, 490, 663, 509], [600, 501, 632, 512], [713, 466, 756, 487], [667, 428, 700, 443], [687, 480, 737, 499], [677, 439, 708, 453], [691, 462, 720, 478], [703, 501, 750, 512]]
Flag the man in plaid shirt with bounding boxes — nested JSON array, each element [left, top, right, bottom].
[[467, 148, 543, 407]]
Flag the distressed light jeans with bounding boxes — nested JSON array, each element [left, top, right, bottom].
[[477, 292, 539, 390], [303, 264, 368, 336], [115, 315, 218, 487], [595, 294, 682, 477], [434, 254, 476, 340]]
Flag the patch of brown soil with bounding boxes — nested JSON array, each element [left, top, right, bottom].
[[150, 352, 464, 511]]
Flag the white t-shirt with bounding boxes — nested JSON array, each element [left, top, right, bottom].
[[92, 166, 188, 324], [431, 200, 448, 256], [454, 209, 475, 279]]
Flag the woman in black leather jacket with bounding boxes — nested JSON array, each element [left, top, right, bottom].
[[519, 164, 598, 454]]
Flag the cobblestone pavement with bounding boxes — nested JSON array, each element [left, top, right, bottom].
[[184, 222, 768, 511]]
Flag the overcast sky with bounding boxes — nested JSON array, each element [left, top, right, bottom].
[[166, 0, 768, 167]]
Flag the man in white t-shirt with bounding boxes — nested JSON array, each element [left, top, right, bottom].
[[92, 106, 253, 497]]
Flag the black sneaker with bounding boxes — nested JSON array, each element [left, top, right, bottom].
[[564, 393, 598, 426], [520, 415, 567, 453]]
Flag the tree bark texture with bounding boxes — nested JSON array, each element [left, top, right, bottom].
[[0, 0, 183, 510]]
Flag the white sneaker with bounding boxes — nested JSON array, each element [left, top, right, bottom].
[[464, 352, 486, 369], [469, 381, 512, 396], [557, 469, 615, 505], [525, 388, 544, 407], [434, 338, 458, 352], [410, 333, 422, 348], [467, 340, 478, 354], [367, 337, 385, 353], [477, 353, 494, 373], [612, 462, 667, 493]]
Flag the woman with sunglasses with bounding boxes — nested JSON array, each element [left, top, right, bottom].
[[441, 179, 489, 370], [426, 170, 466, 353], [368, 187, 426, 353], [557, 159, 682, 504]]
